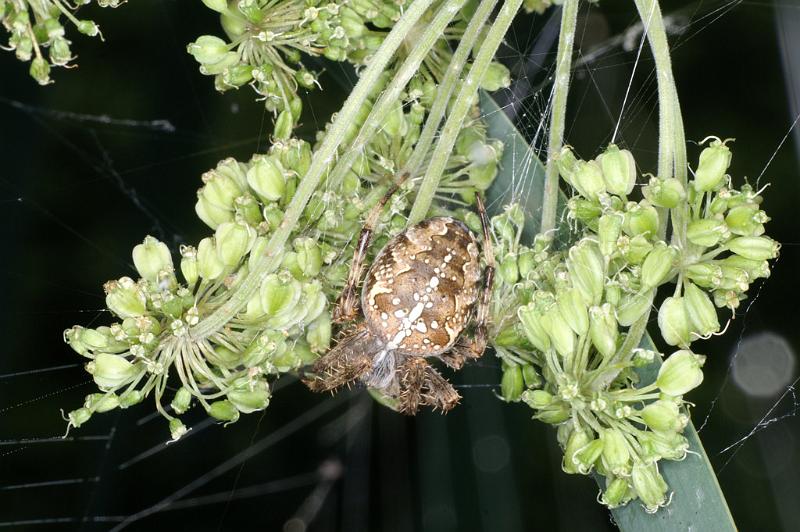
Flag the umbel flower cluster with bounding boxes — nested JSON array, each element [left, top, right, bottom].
[[0, 0, 116, 84], [488, 139, 778, 512], [63, 89, 501, 440], [187, 0, 511, 127]]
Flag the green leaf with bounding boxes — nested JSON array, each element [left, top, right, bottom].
[[480, 91, 736, 531]]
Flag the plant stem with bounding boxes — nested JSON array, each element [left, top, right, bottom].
[[404, 0, 499, 176], [540, 0, 579, 235], [189, 0, 434, 340], [407, 0, 524, 224], [326, 0, 467, 188]]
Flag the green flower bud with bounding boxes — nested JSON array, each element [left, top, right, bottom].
[[197, 237, 225, 280], [119, 390, 143, 408], [623, 201, 659, 237], [727, 236, 779, 261], [104, 278, 146, 318], [228, 379, 270, 413], [640, 399, 686, 432], [597, 144, 636, 196], [589, 304, 618, 359], [618, 234, 652, 265], [557, 287, 589, 336], [522, 365, 542, 389], [568, 198, 602, 223], [631, 461, 669, 513], [518, 303, 550, 352], [521, 389, 553, 409], [208, 399, 240, 423], [67, 407, 92, 429], [684, 282, 720, 337], [187, 35, 230, 65], [557, 146, 579, 188], [247, 156, 286, 202], [567, 240, 604, 305], [640, 243, 678, 288], [76, 20, 100, 37], [600, 429, 631, 476], [542, 306, 575, 358], [84, 393, 119, 413], [132, 236, 173, 283], [602, 477, 633, 508], [499, 254, 519, 285], [294, 237, 322, 277], [598, 213, 624, 257], [215, 221, 255, 266], [694, 138, 731, 192], [658, 296, 691, 347], [643, 176, 685, 208], [202, 0, 227, 11], [573, 160, 606, 201], [720, 255, 770, 280], [639, 430, 690, 461], [29, 57, 51, 85], [480, 62, 511, 91], [574, 439, 604, 474], [718, 264, 750, 292], [657, 350, 705, 396], [260, 272, 302, 318], [273, 110, 293, 141], [563, 428, 591, 474], [536, 404, 570, 424], [179, 245, 199, 286], [171, 387, 192, 415], [684, 262, 722, 289], [687, 218, 729, 248], [616, 288, 655, 327], [382, 100, 407, 138], [86, 353, 137, 390], [501, 365, 524, 402], [169, 418, 188, 441], [726, 204, 767, 236], [306, 313, 331, 353], [196, 193, 234, 229]]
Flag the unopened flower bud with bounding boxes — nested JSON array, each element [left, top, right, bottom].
[[501, 365, 524, 402], [658, 296, 690, 347], [573, 160, 606, 201], [132, 236, 173, 283], [86, 353, 137, 390], [684, 282, 719, 337], [171, 387, 192, 415], [522, 365, 542, 389], [197, 237, 225, 280], [600, 429, 631, 476], [179, 245, 199, 286], [602, 477, 633, 508], [597, 144, 636, 196], [563, 428, 591, 474], [589, 304, 618, 359], [247, 156, 285, 201], [499, 254, 519, 285], [260, 272, 302, 318], [631, 461, 669, 513], [67, 407, 92, 429], [30, 57, 51, 85], [201, 0, 227, 11], [640, 399, 685, 432], [118, 390, 143, 408], [721, 255, 770, 280], [306, 314, 331, 353], [694, 138, 731, 192], [624, 201, 659, 237], [727, 236, 779, 261], [187, 35, 230, 65], [228, 379, 270, 413], [568, 198, 602, 223], [568, 240, 604, 305], [84, 393, 119, 413], [521, 389, 553, 409], [640, 243, 678, 288], [542, 306, 575, 358], [215, 221, 255, 266], [518, 303, 550, 352], [726, 204, 767, 236], [273, 110, 293, 141], [643, 176, 685, 208], [598, 213, 623, 257], [558, 287, 589, 336], [105, 278, 147, 318], [557, 146, 579, 187], [685, 262, 723, 289], [574, 439, 604, 474], [208, 399, 240, 423], [616, 288, 655, 327], [687, 218, 728, 248], [169, 418, 188, 441], [657, 350, 705, 396], [480, 62, 511, 91]]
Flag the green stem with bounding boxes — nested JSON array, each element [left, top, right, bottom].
[[404, 0, 499, 176], [189, 0, 435, 340], [407, 0, 524, 224], [540, 0, 579, 235], [325, 0, 467, 188]]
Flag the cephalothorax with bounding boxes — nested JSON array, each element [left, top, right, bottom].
[[303, 180, 494, 414]]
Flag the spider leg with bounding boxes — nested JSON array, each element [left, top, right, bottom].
[[333, 173, 409, 324], [395, 357, 460, 414], [469, 192, 496, 359], [302, 325, 375, 393]]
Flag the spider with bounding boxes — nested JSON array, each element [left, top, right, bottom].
[[302, 177, 495, 414]]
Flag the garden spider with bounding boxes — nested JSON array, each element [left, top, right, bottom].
[[302, 176, 495, 414]]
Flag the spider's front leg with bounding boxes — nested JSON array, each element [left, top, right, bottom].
[[333, 174, 407, 324], [396, 356, 460, 414], [303, 324, 375, 392]]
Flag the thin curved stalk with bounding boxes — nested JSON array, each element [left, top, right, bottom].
[[408, 0, 525, 224], [540, 0, 580, 234], [189, 0, 435, 340]]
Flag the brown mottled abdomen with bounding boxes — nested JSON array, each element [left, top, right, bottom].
[[362, 217, 481, 356]]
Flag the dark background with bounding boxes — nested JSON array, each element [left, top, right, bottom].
[[1, 1, 799, 531]]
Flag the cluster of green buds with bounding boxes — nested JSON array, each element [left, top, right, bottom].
[[1, 0, 115, 84], [188, 0, 511, 127], [491, 139, 778, 512], [64, 84, 501, 439]]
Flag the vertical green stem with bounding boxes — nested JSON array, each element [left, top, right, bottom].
[[408, 0, 524, 224], [540, 0, 579, 234], [189, 0, 434, 340]]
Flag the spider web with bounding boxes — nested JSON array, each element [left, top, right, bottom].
[[1, 1, 799, 530]]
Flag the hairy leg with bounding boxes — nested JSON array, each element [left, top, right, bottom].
[[303, 325, 375, 392], [395, 357, 460, 414]]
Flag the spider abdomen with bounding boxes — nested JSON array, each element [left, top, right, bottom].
[[362, 217, 481, 356]]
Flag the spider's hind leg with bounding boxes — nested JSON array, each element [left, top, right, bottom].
[[396, 357, 460, 414], [303, 325, 376, 393]]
